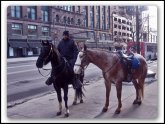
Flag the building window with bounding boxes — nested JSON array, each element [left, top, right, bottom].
[[122, 20, 126, 24], [118, 19, 121, 23], [122, 33, 126, 36], [114, 17, 117, 21], [83, 6, 88, 27], [63, 16, 66, 24], [11, 6, 21, 18], [71, 18, 74, 25], [96, 6, 100, 29], [28, 25, 37, 35], [72, 6, 75, 12], [68, 6, 72, 11], [11, 23, 22, 35], [127, 21, 129, 25], [99, 33, 102, 40], [77, 6, 80, 13], [77, 19, 81, 25], [102, 33, 106, 40], [107, 6, 110, 29], [102, 6, 106, 30], [41, 6, 49, 22], [63, 6, 72, 11], [118, 25, 121, 29], [27, 6, 36, 20], [114, 31, 117, 35], [67, 17, 70, 24], [42, 27, 49, 36], [90, 6, 94, 29], [122, 26, 126, 30], [114, 24, 117, 28], [56, 15, 60, 23], [90, 32, 95, 40]]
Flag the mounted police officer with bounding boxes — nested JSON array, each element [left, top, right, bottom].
[[57, 30, 78, 70], [45, 31, 83, 88]]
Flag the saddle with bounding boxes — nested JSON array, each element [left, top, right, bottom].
[[118, 51, 140, 82]]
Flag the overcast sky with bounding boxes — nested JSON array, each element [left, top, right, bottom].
[[147, 6, 157, 30]]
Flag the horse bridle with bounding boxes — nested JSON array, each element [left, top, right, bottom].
[[43, 44, 53, 62], [38, 44, 53, 77], [74, 51, 88, 71]]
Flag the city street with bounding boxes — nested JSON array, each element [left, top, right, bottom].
[[7, 59, 102, 105]]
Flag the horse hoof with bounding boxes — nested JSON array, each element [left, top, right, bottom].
[[72, 101, 77, 105], [137, 101, 142, 105], [56, 111, 62, 116], [80, 99, 83, 103], [102, 107, 108, 112], [115, 110, 121, 114], [64, 113, 69, 117], [133, 100, 142, 105]]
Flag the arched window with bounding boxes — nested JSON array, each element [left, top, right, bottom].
[[71, 18, 74, 25], [67, 17, 70, 24], [63, 16, 66, 23], [77, 19, 81, 25], [56, 15, 60, 23]]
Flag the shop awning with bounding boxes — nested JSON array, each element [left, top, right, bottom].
[[8, 41, 29, 48], [28, 42, 42, 48]]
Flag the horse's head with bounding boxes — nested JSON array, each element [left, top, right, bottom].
[[36, 40, 56, 68], [74, 43, 90, 74]]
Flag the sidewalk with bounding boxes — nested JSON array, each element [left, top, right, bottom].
[[7, 77, 158, 121]]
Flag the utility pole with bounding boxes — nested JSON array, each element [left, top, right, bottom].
[[136, 6, 140, 54], [147, 14, 149, 42]]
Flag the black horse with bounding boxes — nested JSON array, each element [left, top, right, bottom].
[[36, 41, 84, 117]]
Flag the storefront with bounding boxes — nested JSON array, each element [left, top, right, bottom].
[[8, 39, 29, 57], [7, 39, 52, 58]]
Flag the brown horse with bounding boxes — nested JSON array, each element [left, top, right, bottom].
[[74, 43, 148, 114]]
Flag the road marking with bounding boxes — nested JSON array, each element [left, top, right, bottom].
[[7, 64, 34, 69], [7, 69, 38, 75]]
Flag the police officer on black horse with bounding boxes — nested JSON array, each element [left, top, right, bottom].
[[45, 30, 84, 89]]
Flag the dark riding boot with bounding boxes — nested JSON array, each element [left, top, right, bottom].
[[127, 73, 132, 82], [45, 77, 54, 85]]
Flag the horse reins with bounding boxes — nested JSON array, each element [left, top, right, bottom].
[[38, 45, 53, 77], [74, 51, 89, 71], [103, 52, 121, 74]]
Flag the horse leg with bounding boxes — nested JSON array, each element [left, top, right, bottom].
[[115, 81, 122, 114], [73, 74, 84, 105], [132, 79, 142, 105], [102, 80, 111, 112], [73, 90, 77, 105], [79, 74, 84, 103], [63, 85, 69, 117], [56, 88, 62, 116]]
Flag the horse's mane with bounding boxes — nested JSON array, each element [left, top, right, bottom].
[[87, 48, 117, 58], [52, 45, 61, 62], [88, 48, 116, 53]]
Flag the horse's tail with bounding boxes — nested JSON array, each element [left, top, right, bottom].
[[75, 87, 85, 99], [139, 60, 148, 98]]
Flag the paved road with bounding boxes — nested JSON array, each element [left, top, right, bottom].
[[7, 60, 102, 104]]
